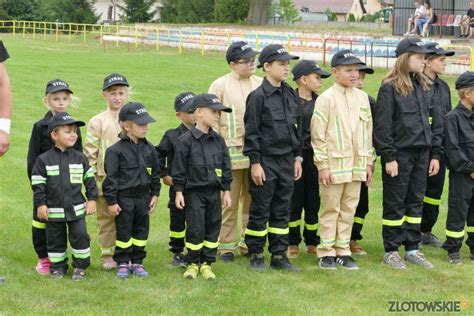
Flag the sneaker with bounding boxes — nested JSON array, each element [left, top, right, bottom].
[[102, 257, 117, 270], [219, 252, 235, 262], [171, 253, 186, 267], [51, 270, 65, 279], [249, 254, 266, 272], [287, 245, 300, 258], [270, 255, 301, 272], [183, 263, 199, 279], [421, 232, 442, 248], [116, 263, 130, 279], [383, 251, 406, 269], [200, 263, 216, 280], [131, 264, 149, 277], [447, 252, 463, 265], [319, 256, 337, 270], [336, 256, 359, 270], [350, 240, 367, 255], [404, 251, 434, 269], [35, 258, 51, 276], [72, 268, 86, 281], [306, 245, 318, 255]]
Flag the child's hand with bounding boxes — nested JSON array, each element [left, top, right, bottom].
[[86, 200, 96, 215], [428, 159, 440, 177], [37, 205, 49, 221], [149, 195, 158, 214], [294, 160, 302, 181], [251, 163, 266, 186], [175, 192, 185, 210], [470, 172, 474, 179], [222, 191, 232, 209], [385, 160, 398, 177], [163, 176, 173, 186], [108, 204, 121, 217], [366, 165, 374, 187], [319, 169, 333, 187]]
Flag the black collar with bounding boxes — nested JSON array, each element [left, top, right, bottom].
[[262, 77, 282, 97]]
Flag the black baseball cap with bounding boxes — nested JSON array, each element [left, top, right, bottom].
[[395, 38, 433, 57], [174, 92, 196, 112], [292, 60, 331, 81], [191, 93, 232, 113], [455, 71, 474, 90], [358, 63, 375, 74], [331, 49, 365, 67], [257, 44, 299, 68], [119, 102, 156, 124], [47, 112, 85, 134], [45, 79, 73, 96], [102, 73, 129, 91], [226, 41, 258, 64], [424, 42, 455, 57]]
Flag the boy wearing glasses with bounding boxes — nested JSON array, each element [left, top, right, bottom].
[[208, 41, 262, 262]]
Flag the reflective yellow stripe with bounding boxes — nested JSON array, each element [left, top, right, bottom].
[[382, 217, 404, 227], [203, 240, 218, 249], [227, 104, 237, 139], [245, 228, 267, 237], [314, 109, 327, 123], [170, 230, 185, 238], [186, 242, 203, 250], [446, 229, 464, 238], [116, 239, 132, 249], [32, 220, 46, 229], [132, 238, 147, 247], [404, 216, 421, 224], [268, 227, 289, 235], [353, 217, 364, 225], [320, 239, 335, 245], [335, 116, 344, 151], [467, 226, 474, 233], [423, 196, 441, 206], [101, 247, 114, 256], [218, 242, 236, 250], [288, 219, 301, 228], [305, 222, 319, 230]]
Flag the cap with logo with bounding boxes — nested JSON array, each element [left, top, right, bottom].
[[45, 79, 73, 96], [358, 63, 375, 74], [174, 92, 196, 112], [102, 73, 129, 91], [292, 60, 331, 81], [331, 49, 365, 67], [395, 38, 433, 57], [455, 71, 474, 90], [424, 42, 455, 57], [257, 44, 299, 68], [191, 93, 232, 113], [47, 112, 85, 134], [226, 41, 258, 64], [119, 102, 156, 124]]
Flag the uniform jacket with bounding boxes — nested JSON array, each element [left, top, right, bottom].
[[311, 83, 375, 184], [155, 123, 189, 178], [31, 147, 97, 222]]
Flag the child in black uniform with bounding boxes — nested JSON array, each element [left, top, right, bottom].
[[103, 102, 161, 279], [31, 112, 96, 280], [173, 93, 232, 280]]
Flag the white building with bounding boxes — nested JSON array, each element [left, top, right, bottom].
[[94, 0, 163, 23]]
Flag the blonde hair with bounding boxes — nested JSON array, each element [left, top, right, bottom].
[[458, 87, 474, 100], [44, 91, 79, 110], [383, 53, 431, 96]]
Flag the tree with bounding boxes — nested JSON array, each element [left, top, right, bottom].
[[46, 0, 99, 23], [247, 0, 271, 25], [119, 0, 157, 23], [274, 0, 301, 25], [214, 0, 249, 23], [160, 0, 214, 23], [1, 0, 46, 21]]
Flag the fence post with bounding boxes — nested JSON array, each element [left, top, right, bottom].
[[227, 31, 230, 47], [155, 28, 159, 51], [179, 30, 182, 54], [386, 43, 389, 70], [33, 21, 36, 39], [287, 35, 291, 54], [255, 33, 259, 51], [323, 38, 327, 66], [22, 21, 26, 38], [116, 25, 119, 47], [134, 25, 138, 49], [83, 24, 86, 44], [12, 20, 15, 37], [55, 22, 59, 41], [100, 25, 103, 45], [201, 31, 205, 56], [470, 47, 474, 71], [69, 23, 72, 41]]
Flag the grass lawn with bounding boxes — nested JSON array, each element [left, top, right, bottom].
[[0, 34, 473, 315]]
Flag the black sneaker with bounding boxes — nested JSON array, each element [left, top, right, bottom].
[[336, 256, 359, 270], [219, 252, 235, 262], [421, 232, 442, 247], [249, 254, 266, 272], [319, 256, 337, 270], [72, 268, 85, 281], [171, 253, 186, 267], [51, 270, 65, 279], [270, 255, 301, 272], [447, 252, 463, 265]]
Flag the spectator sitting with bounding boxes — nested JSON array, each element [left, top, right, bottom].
[[459, 1, 474, 38], [405, 1, 427, 36]]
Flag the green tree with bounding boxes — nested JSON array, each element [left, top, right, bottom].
[[214, 0, 249, 23], [160, 0, 214, 23], [119, 0, 157, 23], [247, 0, 271, 24], [47, 0, 99, 23], [1, 0, 46, 21], [274, 0, 301, 25]]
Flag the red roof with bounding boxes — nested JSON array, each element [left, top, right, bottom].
[[294, 0, 354, 14]]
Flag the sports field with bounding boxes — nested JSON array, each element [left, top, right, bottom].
[[0, 35, 472, 315]]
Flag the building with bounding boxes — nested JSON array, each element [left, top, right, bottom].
[[94, 0, 163, 23]]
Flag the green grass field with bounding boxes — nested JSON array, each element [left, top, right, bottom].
[[0, 34, 473, 315]]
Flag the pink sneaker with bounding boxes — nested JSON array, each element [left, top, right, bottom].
[[36, 258, 51, 275]]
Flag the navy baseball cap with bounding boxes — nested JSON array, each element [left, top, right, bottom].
[[191, 93, 232, 113], [174, 92, 196, 112], [455, 71, 474, 90], [358, 63, 374, 74], [424, 42, 455, 57], [45, 79, 73, 96], [226, 41, 258, 64], [119, 102, 156, 124], [292, 60, 331, 81], [102, 73, 129, 91], [257, 44, 299, 68], [331, 49, 365, 67], [395, 38, 433, 57], [48, 112, 85, 134]]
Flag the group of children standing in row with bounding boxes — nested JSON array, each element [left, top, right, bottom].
[[27, 37, 474, 281]]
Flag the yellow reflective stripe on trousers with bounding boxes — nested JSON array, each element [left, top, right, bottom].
[[218, 242, 236, 250], [288, 219, 301, 228], [335, 239, 350, 248], [382, 217, 404, 227], [32, 220, 46, 229], [305, 222, 319, 231], [49, 252, 67, 263], [132, 238, 147, 247], [170, 230, 185, 238], [320, 239, 335, 246], [203, 240, 218, 249], [268, 227, 289, 235], [116, 238, 132, 249], [186, 242, 203, 251], [467, 226, 474, 233], [446, 229, 464, 238], [71, 247, 91, 259], [101, 247, 114, 256], [423, 196, 441, 206], [245, 228, 267, 237], [404, 216, 421, 224], [353, 217, 365, 225]]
